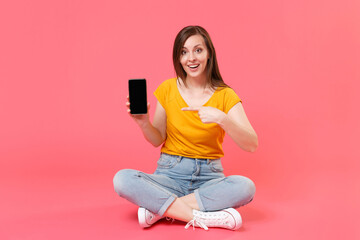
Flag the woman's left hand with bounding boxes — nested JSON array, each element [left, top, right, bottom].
[[182, 106, 227, 124]]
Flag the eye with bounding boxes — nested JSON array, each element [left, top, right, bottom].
[[195, 48, 203, 53], [181, 50, 187, 55]]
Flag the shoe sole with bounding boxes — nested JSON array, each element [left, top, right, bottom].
[[138, 207, 151, 228], [223, 208, 242, 230]]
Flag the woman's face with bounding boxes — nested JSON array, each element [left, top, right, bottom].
[[180, 34, 209, 81]]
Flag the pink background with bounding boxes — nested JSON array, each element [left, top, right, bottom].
[[1, 0, 359, 239]]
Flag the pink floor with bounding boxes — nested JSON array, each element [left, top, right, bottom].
[[1, 155, 359, 240]]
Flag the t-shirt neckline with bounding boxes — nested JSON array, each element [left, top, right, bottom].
[[175, 78, 217, 107]]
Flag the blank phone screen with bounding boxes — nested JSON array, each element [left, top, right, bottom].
[[128, 79, 147, 114]]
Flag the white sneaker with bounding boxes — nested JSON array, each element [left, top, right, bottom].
[[185, 208, 242, 231], [138, 207, 163, 228]]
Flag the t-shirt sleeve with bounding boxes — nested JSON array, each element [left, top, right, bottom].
[[153, 80, 169, 109], [223, 88, 242, 113]]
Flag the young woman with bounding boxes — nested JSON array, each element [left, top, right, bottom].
[[113, 25, 258, 231]]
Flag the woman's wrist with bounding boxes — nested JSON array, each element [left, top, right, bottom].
[[137, 117, 151, 129], [217, 113, 228, 128]]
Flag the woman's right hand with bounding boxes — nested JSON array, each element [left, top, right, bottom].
[[126, 96, 151, 127], [126, 97, 166, 147]]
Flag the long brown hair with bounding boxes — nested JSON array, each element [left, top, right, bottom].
[[172, 26, 228, 90]]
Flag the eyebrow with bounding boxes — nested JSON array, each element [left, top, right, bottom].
[[182, 44, 203, 49]]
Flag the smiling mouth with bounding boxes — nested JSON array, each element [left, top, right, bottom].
[[188, 64, 200, 69]]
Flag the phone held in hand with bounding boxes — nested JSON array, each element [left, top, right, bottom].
[[128, 79, 148, 114]]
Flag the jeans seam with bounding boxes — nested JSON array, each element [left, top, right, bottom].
[[138, 172, 183, 196]]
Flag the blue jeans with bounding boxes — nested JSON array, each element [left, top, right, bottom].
[[113, 153, 256, 216]]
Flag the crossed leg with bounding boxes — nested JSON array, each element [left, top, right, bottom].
[[113, 169, 255, 223]]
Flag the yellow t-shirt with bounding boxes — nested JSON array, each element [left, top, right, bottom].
[[154, 78, 242, 159]]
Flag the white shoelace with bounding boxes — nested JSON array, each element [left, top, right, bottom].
[[184, 217, 209, 231]]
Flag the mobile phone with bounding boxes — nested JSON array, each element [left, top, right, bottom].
[[128, 79, 148, 114]]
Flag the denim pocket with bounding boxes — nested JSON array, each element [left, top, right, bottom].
[[156, 154, 179, 169], [209, 159, 224, 172]]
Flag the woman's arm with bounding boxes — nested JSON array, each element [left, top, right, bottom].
[[182, 102, 258, 152], [127, 98, 167, 147], [218, 102, 258, 152]]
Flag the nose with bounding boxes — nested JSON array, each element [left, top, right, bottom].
[[189, 52, 196, 61]]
